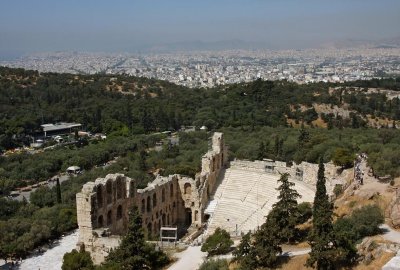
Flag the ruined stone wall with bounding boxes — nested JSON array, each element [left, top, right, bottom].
[[198, 133, 228, 223], [76, 132, 228, 264], [135, 174, 185, 237], [76, 174, 135, 264]]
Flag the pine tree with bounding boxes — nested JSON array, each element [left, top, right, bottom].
[[250, 214, 282, 268], [306, 158, 337, 269], [272, 173, 301, 243], [106, 205, 149, 269], [56, 178, 62, 204]]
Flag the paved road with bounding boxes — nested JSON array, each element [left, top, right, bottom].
[[13, 174, 70, 202], [168, 246, 207, 270], [168, 244, 311, 270]]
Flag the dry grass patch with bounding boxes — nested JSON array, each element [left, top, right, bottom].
[[311, 117, 327, 128], [282, 241, 310, 251], [334, 195, 376, 218], [277, 254, 313, 270], [353, 251, 395, 270]]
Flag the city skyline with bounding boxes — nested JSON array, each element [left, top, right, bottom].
[[1, 0, 400, 59]]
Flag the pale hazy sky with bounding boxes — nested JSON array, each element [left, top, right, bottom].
[[0, 0, 399, 57]]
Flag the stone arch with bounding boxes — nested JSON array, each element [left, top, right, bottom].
[[170, 183, 174, 197], [117, 205, 123, 220], [107, 210, 112, 226], [162, 188, 165, 202], [98, 215, 103, 227], [153, 193, 157, 208], [147, 196, 151, 212], [97, 185, 103, 207], [106, 180, 112, 204], [184, 183, 192, 195], [141, 199, 146, 213]]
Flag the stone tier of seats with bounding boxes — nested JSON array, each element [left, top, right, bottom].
[[206, 167, 315, 235]]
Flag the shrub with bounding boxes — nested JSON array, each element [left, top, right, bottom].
[[62, 246, 94, 270], [334, 204, 384, 243], [201, 228, 233, 256], [198, 259, 229, 270], [333, 184, 343, 197]]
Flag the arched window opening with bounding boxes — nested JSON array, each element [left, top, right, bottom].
[[106, 181, 112, 204], [184, 183, 192, 195], [141, 199, 145, 213], [147, 222, 152, 238], [153, 193, 157, 208], [98, 215, 103, 227], [170, 183, 174, 197], [130, 182, 135, 198], [107, 210, 112, 226], [97, 186, 103, 207], [116, 178, 123, 199], [162, 188, 165, 202], [147, 196, 151, 212], [117, 205, 123, 220]]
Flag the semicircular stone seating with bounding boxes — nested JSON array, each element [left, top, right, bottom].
[[206, 166, 315, 236]]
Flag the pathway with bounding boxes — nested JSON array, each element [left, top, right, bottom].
[[168, 245, 207, 270], [380, 224, 400, 244], [0, 230, 79, 270]]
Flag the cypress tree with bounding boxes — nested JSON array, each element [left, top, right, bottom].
[[306, 158, 337, 269], [56, 178, 62, 204]]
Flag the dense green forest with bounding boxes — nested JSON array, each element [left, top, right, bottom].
[[0, 67, 400, 259], [1, 67, 400, 150]]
